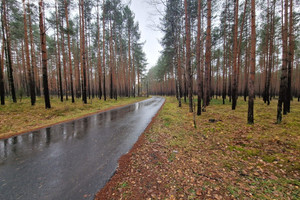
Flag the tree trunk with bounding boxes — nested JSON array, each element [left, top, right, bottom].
[[244, 19, 250, 102], [97, 2, 102, 100], [102, 0, 106, 101], [80, 0, 87, 104], [277, 0, 288, 123], [204, 0, 212, 109], [21, 42, 29, 96], [39, 0, 51, 109], [222, 0, 228, 105], [2, 0, 16, 103], [109, 18, 113, 99], [183, 42, 187, 103], [184, 0, 193, 113], [287, 0, 294, 112], [132, 51, 135, 98], [266, 1, 275, 105], [55, 1, 63, 102], [137, 68, 140, 96], [113, 23, 117, 100], [24, 8, 32, 95], [297, 62, 300, 101], [228, 52, 232, 102], [248, 0, 256, 124], [196, 0, 202, 115], [23, 0, 36, 106], [119, 35, 125, 97], [128, 25, 131, 98], [61, 19, 68, 101], [236, 0, 248, 101], [64, 0, 74, 103], [232, 0, 239, 110], [216, 56, 220, 98], [79, 5, 84, 99], [263, 2, 270, 104], [0, 45, 4, 105], [86, 20, 91, 100], [28, 1, 39, 97], [176, 37, 182, 107], [74, 41, 81, 98]]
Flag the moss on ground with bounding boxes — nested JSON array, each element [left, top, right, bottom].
[[97, 96, 300, 199]]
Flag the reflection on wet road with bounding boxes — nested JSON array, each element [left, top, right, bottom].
[[0, 97, 165, 200]]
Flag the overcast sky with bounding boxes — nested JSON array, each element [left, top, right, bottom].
[[127, 0, 164, 71], [38, 0, 164, 71]]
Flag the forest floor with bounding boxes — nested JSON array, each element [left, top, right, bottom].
[[0, 96, 147, 139], [96, 97, 300, 200]]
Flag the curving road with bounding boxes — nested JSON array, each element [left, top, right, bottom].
[[0, 97, 165, 200]]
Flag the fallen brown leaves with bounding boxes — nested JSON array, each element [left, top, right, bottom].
[[95, 97, 300, 200]]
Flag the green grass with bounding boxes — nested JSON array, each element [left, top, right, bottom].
[[119, 181, 129, 188], [145, 96, 300, 199], [93, 96, 300, 199], [0, 96, 147, 139]]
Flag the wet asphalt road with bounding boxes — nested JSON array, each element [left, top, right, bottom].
[[0, 97, 165, 200]]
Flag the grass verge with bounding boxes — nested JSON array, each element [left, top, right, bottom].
[[96, 97, 300, 199], [0, 96, 147, 139]]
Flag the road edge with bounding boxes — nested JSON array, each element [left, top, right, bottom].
[[0, 97, 151, 140], [95, 97, 166, 199]]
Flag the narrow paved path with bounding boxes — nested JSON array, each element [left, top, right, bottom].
[[0, 97, 165, 200]]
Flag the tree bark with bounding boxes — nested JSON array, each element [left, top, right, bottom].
[[102, 0, 106, 101], [80, 0, 87, 104], [265, 1, 275, 105], [28, 1, 39, 97], [23, 0, 36, 106], [86, 19, 91, 100], [204, 0, 212, 109], [236, 0, 248, 100], [128, 23, 131, 98], [216, 56, 220, 98], [97, 2, 102, 99], [297, 61, 300, 101], [287, 0, 294, 112], [74, 41, 81, 98], [232, 0, 239, 110], [61, 19, 68, 101], [132, 50, 135, 98], [55, 1, 63, 102], [277, 0, 289, 123], [39, 0, 51, 109], [137, 68, 140, 96], [176, 36, 182, 107], [2, 0, 16, 103], [244, 18, 250, 102], [109, 18, 113, 99], [184, 0, 193, 112], [222, 0, 228, 105], [248, 0, 256, 124], [21, 42, 29, 96], [0, 43, 4, 105], [196, 0, 202, 115], [64, 0, 74, 103], [183, 41, 187, 103]]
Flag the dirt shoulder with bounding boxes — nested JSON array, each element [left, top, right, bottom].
[[95, 97, 300, 200], [0, 97, 147, 140]]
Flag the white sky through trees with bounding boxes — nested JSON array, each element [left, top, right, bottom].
[[27, 0, 164, 71], [128, 0, 164, 71], [18, 0, 300, 72]]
